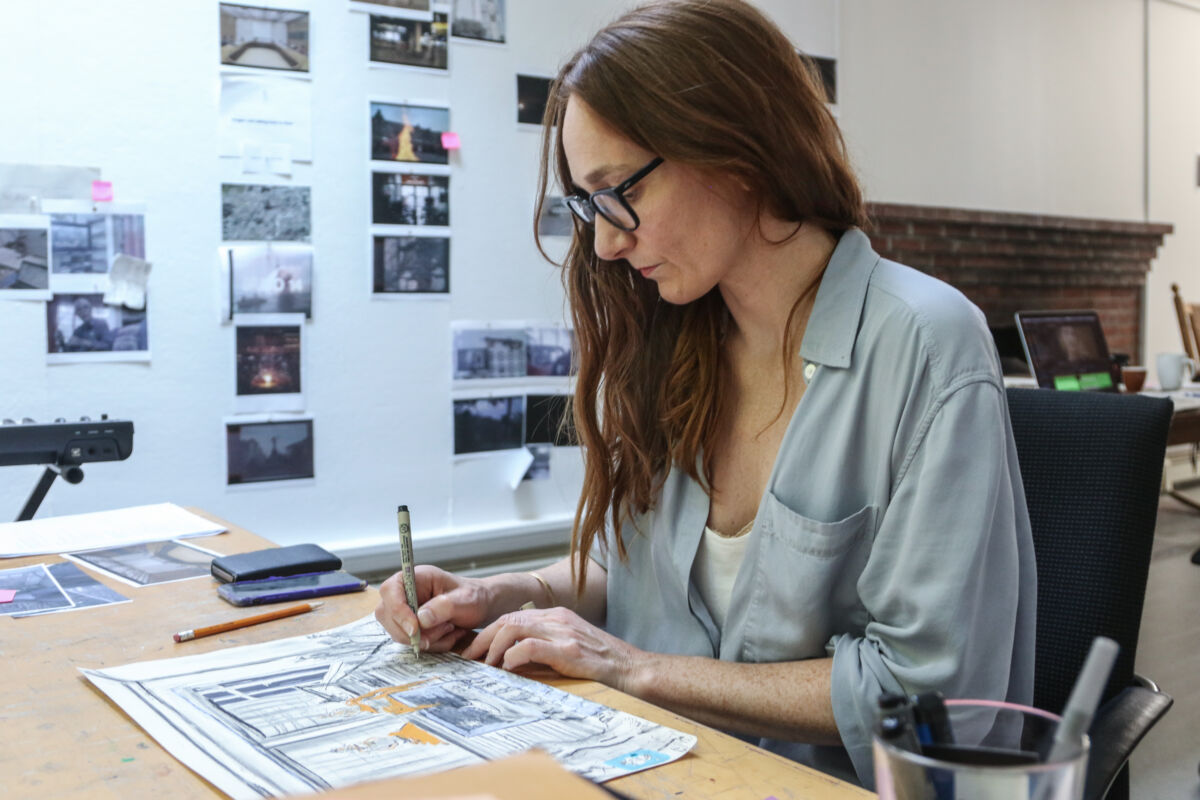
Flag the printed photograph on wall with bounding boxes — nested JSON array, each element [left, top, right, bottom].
[[453, 396, 524, 454], [525, 325, 573, 376], [236, 324, 301, 396], [452, 325, 527, 379], [523, 443, 551, 481], [372, 234, 449, 294], [219, 4, 310, 73], [223, 243, 313, 318], [45, 292, 149, 363], [222, 183, 312, 242], [516, 74, 552, 125], [226, 418, 314, 485], [0, 218, 49, 296], [219, 76, 313, 162], [371, 172, 449, 226], [536, 196, 572, 237], [370, 101, 450, 164], [49, 213, 144, 274], [451, 0, 505, 44], [369, 13, 448, 70]]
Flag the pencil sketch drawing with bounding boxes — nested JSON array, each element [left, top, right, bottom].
[[82, 614, 695, 799]]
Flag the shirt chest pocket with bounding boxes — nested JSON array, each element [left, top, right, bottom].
[[731, 491, 876, 663]]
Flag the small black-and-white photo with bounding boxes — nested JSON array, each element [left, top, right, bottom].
[[46, 293, 148, 354], [372, 172, 449, 226], [0, 226, 48, 290], [224, 243, 313, 316], [371, 101, 450, 164], [522, 443, 551, 481], [49, 212, 144, 273], [226, 419, 314, 484], [517, 74, 552, 125], [453, 326, 527, 379], [451, 0, 505, 44], [370, 13, 448, 70], [222, 183, 312, 242], [220, 3, 310, 73], [526, 325, 573, 376], [14, 562, 128, 616], [373, 235, 449, 293], [49, 214, 106, 273], [537, 196, 573, 237], [454, 395, 524, 454], [803, 52, 837, 104], [68, 540, 219, 586], [526, 393, 577, 446], [237, 325, 301, 395]]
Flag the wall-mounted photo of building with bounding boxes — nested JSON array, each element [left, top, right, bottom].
[[224, 243, 313, 317], [226, 419, 314, 484], [451, 0, 505, 44], [220, 4, 310, 73], [453, 326, 527, 379], [516, 74, 551, 126], [370, 101, 450, 165], [370, 13, 448, 70], [372, 172, 449, 226], [373, 235, 449, 293]]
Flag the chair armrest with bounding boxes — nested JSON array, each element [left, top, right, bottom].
[[1084, 684, 1173, 800]]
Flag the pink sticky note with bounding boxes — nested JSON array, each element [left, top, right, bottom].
[[441, 131, 461, 150], [0, 589, 17, 603], [92, 180, 114, 202]]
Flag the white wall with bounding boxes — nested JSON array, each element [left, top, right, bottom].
[[1147, 0, 1200, 373], [0, 0, 834, 571]]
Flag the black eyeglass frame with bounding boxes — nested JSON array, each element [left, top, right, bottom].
[[563, 156, 664, 232]]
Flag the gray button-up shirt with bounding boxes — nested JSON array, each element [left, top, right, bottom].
[[598, 229, 1037, 787]]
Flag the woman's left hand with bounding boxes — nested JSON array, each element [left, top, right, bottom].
[[461, 606, 643, 692]]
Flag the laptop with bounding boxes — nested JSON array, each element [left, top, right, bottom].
[[1014, 310, 1119, 392]]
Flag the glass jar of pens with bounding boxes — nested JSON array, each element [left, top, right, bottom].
[[873, 638, 1117, 800]]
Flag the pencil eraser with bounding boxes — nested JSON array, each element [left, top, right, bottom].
[[173, 633, 183, 643]]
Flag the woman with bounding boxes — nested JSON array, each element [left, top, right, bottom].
[[377, 0, 1035, 786]]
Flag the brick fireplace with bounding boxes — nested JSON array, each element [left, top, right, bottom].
[[864, 203, 1173, 370]]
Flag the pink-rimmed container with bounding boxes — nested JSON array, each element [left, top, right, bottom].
[[873, 699, 1087, 800]]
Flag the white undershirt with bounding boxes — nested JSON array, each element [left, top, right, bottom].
[[692, 524, 754, 631]]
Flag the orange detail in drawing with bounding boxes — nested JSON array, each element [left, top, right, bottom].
[[390, 722, 444, 745], [345, 681, 435, 715]]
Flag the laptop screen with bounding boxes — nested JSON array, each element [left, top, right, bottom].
[[1014, 310, 1117, 392]]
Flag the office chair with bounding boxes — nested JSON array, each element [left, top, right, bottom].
[[1006, 388, 1174, 800]]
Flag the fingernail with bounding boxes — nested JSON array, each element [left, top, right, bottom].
[[417, 608, 434, 628], [401, 619, 415, 637]]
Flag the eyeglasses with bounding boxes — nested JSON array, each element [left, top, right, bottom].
[[563, 157, 664, 232]]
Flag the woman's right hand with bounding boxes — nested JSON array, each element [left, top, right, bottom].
[[374, 565, 493, 653]]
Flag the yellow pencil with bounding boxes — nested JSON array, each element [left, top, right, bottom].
[[173, 601, 323, 643]]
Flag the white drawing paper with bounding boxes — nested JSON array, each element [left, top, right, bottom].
[[82, 615, 695, 799]]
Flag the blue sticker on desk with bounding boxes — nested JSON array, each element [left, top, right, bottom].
[[604, 749, 670, 771]]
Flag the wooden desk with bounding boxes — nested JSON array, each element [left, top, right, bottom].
[[0, 512, 871, 800]]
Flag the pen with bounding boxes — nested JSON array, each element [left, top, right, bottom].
[[1044, 636, 1119, 764], [397, 504, 421, 655], [173, 601, 323, 643]]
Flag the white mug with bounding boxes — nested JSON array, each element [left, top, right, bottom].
[[1156, 352, 1196, 391]]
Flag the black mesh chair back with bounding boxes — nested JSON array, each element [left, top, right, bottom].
[[1005, 388, 1173, 799]]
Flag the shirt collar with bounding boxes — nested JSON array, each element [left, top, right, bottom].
[[798, 227, 880, 369]]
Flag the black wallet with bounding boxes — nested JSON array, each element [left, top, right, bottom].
[[210, 543, 342, 583]]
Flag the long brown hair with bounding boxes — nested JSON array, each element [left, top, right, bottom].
[[533, 0, 867, 593]]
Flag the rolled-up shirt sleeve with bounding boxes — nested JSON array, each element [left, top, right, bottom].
[[828, 379, 1033, 782]]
